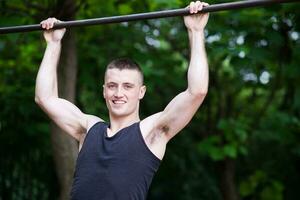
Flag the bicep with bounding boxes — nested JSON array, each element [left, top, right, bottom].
[[37, 97, 89, 140], [155, 90, 206, 140]]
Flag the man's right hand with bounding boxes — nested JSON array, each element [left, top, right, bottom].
[[40, 18, 66, 43], [184, 1, 209, 32]]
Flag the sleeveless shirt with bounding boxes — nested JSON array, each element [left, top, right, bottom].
[[70, 122, 161, 200]]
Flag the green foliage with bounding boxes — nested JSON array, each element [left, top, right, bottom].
[[1, 0, 300, 199], [239, 170, 284, 200], [198, 118, 249, 161], [0, 33, 57, 199]]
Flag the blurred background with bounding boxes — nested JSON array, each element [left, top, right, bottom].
[[1, 0, 300, 199]]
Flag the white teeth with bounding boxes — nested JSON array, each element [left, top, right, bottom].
[[113, 100, 126, 104]]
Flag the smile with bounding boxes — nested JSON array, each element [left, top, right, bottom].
[[112, 100, 126, 104]]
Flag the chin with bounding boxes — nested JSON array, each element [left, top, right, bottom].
[[109, 107, 127, 116], [111, 111, 131, 119], [110, 107, 137, 119]]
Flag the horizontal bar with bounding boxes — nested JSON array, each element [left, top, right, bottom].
[[0, 0, 298, 34]]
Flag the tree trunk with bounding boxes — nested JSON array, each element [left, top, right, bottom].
[[219, 158, 239, 200], [51, 28, 78, 200], [44, 0, 79, 199]]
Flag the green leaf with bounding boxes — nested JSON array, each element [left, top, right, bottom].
[[223, 144, 237, 158]]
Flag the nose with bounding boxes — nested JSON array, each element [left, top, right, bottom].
[[114, 86, 124, 98]]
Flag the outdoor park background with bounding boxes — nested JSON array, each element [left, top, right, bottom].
[[1, 0, 300, 199]]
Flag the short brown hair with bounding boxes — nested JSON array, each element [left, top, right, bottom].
[[105, 58, 144, 84]]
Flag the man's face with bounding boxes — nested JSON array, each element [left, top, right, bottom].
[[103, 68, 146, 118]]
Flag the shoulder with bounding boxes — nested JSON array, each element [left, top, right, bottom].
[[78, 114, 104, 144], [140, 112, 162, 136], [140, 112, 169, 143], [85, 114, 104, 132]]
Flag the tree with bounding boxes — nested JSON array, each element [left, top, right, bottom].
[[1, 0, 80, 199], [1, 0, 300, 200]]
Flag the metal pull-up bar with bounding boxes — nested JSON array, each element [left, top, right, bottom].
[[0, 0, 298, 34]]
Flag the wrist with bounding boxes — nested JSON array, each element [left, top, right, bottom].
[[46, 41, 62, 47], [188, 29, 205, 40], [188, 29, 205, 35], [46, 40, 61, 45]]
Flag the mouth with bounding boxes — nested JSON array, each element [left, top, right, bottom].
[[112, 100, 126, 104]]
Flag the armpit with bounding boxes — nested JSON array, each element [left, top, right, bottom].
[[146, 125, 169, 145]]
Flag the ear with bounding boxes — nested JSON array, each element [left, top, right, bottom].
[[102, 85, 106, 99], [139, 85, 146, 99]]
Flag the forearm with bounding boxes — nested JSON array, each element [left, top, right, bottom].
[[187, 30, 209, 95], [35, 42, 61, 101]]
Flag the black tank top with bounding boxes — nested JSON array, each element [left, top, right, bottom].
[[71, 122, 161, 200]]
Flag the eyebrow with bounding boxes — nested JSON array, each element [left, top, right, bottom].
[[123, 82, 135, 86], [106, 82, 117, 85], [105, 82, 135, 86]]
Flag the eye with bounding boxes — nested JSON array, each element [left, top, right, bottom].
[[107, 83, 116, 89], [124, 84, 134, 89]]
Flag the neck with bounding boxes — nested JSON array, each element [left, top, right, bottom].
[[108, 112, 140, 134]]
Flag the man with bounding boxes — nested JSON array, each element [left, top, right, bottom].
[[35, 1, 209, 199]]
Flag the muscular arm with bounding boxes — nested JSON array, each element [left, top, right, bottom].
[[143, 2, 209, 144], [35, 18, 100, 141], [160, 30, 208, 137]]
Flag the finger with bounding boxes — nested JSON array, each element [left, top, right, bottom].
[[195, 1, 201, 13], [42, 21, 48, 29], [40, 20, 46, 29], [195, 1, 201, 6], [45, 21, 49, 30], [50, 18, 56, 29], [44, 18, 51, 29], [52, 18, 61, 29], [193, 1, 199, 13], [49, 17, 57, 28], [190, 2, 195, 14], [41, 19, 50, 29], [47, 20, 52, 30], [45, 18, 50, 30], [197, 2, 203, 12], [41, 18, 56, 30]]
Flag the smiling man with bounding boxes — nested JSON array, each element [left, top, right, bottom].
[[104, 59, 146, 127], [35, 1, 209, 199]]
